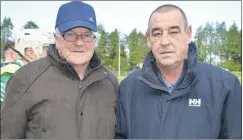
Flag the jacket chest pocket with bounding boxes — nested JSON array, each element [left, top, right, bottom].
[[40, 105, 52, 138], [174, 100, 216, 139], [39, 102, 59, 138], [28, 101, 58, 139]]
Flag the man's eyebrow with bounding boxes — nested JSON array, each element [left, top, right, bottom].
[[64, 30, 75, 34], [83, 31, 93, 34], [151, 26, 181, 33], [168, 26, 181, 31], [151, 27, 162, 33]]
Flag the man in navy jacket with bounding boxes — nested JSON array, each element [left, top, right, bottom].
[[115, 4, 241, 139]]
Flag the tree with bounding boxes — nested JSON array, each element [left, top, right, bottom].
[[119, 36, 130, 72], [95, 25, 130, 74], [215, 21, 227, 63], [203, 22, 217, 64], [194, 25, 207, 62], [127, 29, 149, 70], [226, 22, 241, 70], [23, 21, 39, 29], [109, 29, 119, 71], [194, 21, 241, 71], [137, 32, 149, 63], [1, 16, 14, 59], [95, 23, 110, 67]]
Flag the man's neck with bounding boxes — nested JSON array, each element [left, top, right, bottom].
[[157, 61, 184, 85], [72, 62, 89, 80]]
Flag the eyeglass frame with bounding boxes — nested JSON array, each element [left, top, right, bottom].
[[59, 31, 96, 43]]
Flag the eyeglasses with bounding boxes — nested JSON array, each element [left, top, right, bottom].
[[60, 31, 96, 42]]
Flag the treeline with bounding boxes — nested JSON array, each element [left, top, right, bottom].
[[1, 16, 241, 73], [194, 21, 241, 71], [95, 24, 149, 74]]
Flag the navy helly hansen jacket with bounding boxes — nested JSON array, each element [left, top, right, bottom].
[[115, 42, 242, 139]]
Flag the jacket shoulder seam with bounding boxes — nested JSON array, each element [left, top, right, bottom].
[[19, 60, 52, 95], [105, 76, 117, 90], [100, 65, 118, 91]]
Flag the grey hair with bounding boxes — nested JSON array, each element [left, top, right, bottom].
[[147, 4, 188, 34], [55, 28, 61, 37]]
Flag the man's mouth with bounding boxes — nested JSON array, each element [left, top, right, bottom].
[[73, 51, 85, 53], [160, 51, 173, 54]]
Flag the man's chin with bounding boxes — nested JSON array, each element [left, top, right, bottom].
[[68, 59, 89, 66], [157, 61, 176, 68]]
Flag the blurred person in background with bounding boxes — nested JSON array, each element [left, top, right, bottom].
[[40, 43, 49, 57], [24, 47, 37, 61], [0, 41, 28, 105]]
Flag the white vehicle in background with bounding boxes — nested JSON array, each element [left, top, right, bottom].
[[14, 29, 55, 60]]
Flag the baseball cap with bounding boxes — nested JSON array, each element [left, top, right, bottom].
[[55, 1, 97, 33]]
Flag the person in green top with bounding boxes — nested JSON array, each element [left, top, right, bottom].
[[0, 41, 28, 105]]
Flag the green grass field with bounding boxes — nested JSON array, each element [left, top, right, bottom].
[[118, 76, 125, 84], [232, 71, 241, 84]]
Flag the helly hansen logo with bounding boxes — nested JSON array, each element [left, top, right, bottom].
[[189, 99, 201, 107]]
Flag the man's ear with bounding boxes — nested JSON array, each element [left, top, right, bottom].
[[146, 31, 151, 49], [93, 39, 97, 47], [186, 25, 192, 44]]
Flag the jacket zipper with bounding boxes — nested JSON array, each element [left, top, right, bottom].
[[77, 80, 82, 138], [79, 81, 82, 90]]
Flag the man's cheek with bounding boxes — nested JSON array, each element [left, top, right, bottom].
[[168, 38, 180, 49], [168, 35, 181, 44]]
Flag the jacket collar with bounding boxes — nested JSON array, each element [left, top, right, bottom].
[[47, 44, 102, 80], [139, 41, 198, 91]]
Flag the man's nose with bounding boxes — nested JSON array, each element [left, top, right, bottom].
[[75, 35, 84, 46], [159, 33, 170, 46]]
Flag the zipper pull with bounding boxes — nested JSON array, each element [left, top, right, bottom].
[[79, 81, 82, 90]]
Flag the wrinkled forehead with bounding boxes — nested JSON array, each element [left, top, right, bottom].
[[150, 9, 184, 29]]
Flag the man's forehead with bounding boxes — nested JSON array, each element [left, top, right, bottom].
[[150, 10, 184, 27], [25, 47, 33, 50], [7, 48, 16, 52]]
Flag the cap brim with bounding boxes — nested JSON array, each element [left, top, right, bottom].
[[56, 20, 97, 33]]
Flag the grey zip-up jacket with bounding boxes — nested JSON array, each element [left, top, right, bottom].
[[115, 42, 241, 139], [1, 45, 118, 139]]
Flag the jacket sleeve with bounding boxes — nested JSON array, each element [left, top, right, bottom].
[[219, 76, 242, 139], [115, 86, 128, 139], [1, 75, 28, 139]]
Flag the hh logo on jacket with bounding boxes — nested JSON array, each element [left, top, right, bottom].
[[189, 99, 201, 107]]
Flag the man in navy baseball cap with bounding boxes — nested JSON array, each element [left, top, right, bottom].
[[55, 1, 97, 32]]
